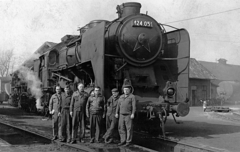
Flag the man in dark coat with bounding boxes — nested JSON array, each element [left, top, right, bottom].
[[115, 84, 136, 146], [58, 85, 72, 143], [86, 86, 106, 143], [103, 88, 120, 143], [49, 85, 62, 140], [70, 83, 89, 144]]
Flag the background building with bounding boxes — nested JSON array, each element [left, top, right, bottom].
[[199, 58, 240, 104], [189, 58, 216, 106]]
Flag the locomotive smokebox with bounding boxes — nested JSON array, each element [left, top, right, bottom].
[[117, 2, 142, 18]]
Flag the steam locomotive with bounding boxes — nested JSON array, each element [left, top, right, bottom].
[[11, 2, 190, 136]]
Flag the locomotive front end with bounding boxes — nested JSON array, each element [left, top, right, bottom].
[[106, 2, 164, 67], [104, 2, 190, 138]]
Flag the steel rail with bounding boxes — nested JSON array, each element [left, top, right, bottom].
[[0, 121, 91, 152], [0, 121, 158, 152], [134, 131, 225, 152]]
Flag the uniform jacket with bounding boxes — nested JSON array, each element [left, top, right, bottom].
[[106, 95, 119, 116], [116, 93, 136, 115], [58, 92, 72, 112], [49, 93, 62, 113], [86, 94, 106, 115], [70, 91, 89, 113]]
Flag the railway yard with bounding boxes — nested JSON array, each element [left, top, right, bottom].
[[1, 1, 240, 152], [0, 101, 240, 152]]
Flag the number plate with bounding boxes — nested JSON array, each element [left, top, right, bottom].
[[132, 20, 153, 28]]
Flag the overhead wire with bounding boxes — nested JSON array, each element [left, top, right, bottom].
[[190, 32, 240, 37], [190, 33, 240, 43], [191, 39, 240, 43], [164, 7, 240, 24]]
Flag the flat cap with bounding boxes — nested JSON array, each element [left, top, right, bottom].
[[122, 84, 132, 89], [111, 88, 119, 92]]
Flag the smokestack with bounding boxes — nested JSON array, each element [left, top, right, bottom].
[[116, 2, 142, 18]]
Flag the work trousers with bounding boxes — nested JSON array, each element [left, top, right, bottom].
[[72, 111, 85, 141], [103, 114, 118, 139], [52, 113, 61, 138], [118, 114, 133, 143], [90, 114, 102, 141], [61, 108, 71, 141]]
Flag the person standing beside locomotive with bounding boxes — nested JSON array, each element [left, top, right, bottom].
[[103, 88, 120, 143], [70, 83, 89, 144], [115, 84, 136, 146], [49, 85, 62, 140], [58, 85, 72, 143], [86, 86, 106, 143]]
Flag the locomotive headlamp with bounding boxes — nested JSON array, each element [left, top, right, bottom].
[[167, 88, 175, 96]]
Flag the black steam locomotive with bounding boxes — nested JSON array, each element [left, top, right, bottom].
[[11, 2, 190, 136]]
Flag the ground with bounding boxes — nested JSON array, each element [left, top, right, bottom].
[[0, 102, 151, 152], [0, 102, 240, 152], [164, 105, 240, 152]]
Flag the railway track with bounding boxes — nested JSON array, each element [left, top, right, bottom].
[[0, 121, 223, 152], [0, 113, 223, 152], [133, 131, 225, 152], [0, 121, 88, 152], [0, 121, 155, 152]]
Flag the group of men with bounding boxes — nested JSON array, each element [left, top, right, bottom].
[[49, 82, 136, 146]]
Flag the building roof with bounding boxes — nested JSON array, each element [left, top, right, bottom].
[[189, 58, 217, 80], [199, 60, 240, 81]]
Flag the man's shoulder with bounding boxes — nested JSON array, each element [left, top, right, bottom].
[[129, 93, 135, 98], [51, 93, 57, 97], [100, 94, 105, 98], [73, 91, 88, 96], [72, 91, 80, 96], [88, 96, 94, 101], [119, 94, 125, 98], [83, 91, 89, 96], [61, 92, 68, 98], [119, 94, 135, 98], [108, 96, 113, 101]]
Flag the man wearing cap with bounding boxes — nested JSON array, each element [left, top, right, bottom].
[[103, 88, 120, 143], [86, 86, 106, 143], [115, 84, 136, 146]]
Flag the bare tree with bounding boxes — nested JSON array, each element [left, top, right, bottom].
[[0, 49, 14, 77]]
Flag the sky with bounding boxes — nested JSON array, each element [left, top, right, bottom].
[[1, 0, 240, 66]]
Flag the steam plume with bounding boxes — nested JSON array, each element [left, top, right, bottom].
[[17, 66, 43, 109]]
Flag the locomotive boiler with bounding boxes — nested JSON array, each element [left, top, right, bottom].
[[13, 2, 191, 137]]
